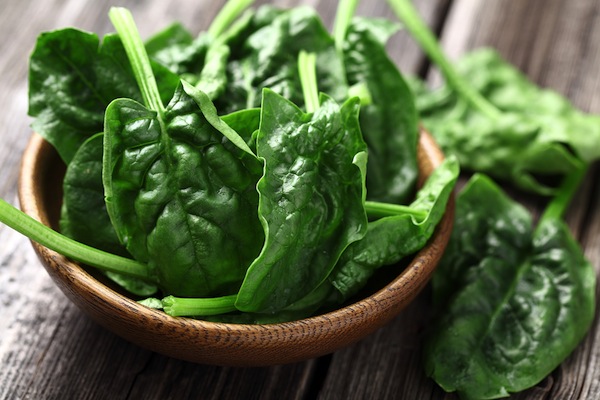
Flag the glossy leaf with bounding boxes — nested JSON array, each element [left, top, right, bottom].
[[215, 6, 347, 114], [329, 155, 459, 300], [60, 133, 126, 256], [103, 83, 264, 297], [60, 133, 158, 296], [28, 29, 179, 163], [343, 18, 419, 204], [235, 90, 368, 313], [146, 25, 230, 100], [410, 49, 595, 195], [424, 174, 596, 399]]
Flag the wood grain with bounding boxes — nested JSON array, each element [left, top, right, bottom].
[[0, 0, 599, 398]]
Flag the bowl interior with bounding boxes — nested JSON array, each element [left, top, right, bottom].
[[17, 128, 454, 366]]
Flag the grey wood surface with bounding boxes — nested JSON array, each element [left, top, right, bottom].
[[0, 0, 598, 399]]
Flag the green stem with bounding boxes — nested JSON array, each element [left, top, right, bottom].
[[208, 0, 255, 39], [0, 199, 155, 282], [298, 50, 320, 113], [162, 294, 238, 317], [365, 200, 427, 219], [386, 0, 501, 120], [109, 7, 165, 115], [540, 164, 587, 223], [333, 0, 359, 51]]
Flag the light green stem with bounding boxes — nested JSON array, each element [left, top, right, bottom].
[[298, 50, 320, 113], [208, 0, 255, 39], [162, 294, 238, 317], [387, 0, 501, 120], [109, 8, 165, 115], [333, 0, 359, 51], [540, 165, 587, 223], [0, 199, 154, 282], [365, 201, 427, 219]]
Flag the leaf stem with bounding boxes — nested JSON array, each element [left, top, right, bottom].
[[162, 294, 238, 317], [208, 0, 255, 39], [0, 198, 155, 282], [298, 50, 320, 113], [365, 200, 427, 219], [386, 0, 501, 120], [109, 7, 165, 114], [540, 164, 587, 223], [333, 0, 359, 51]]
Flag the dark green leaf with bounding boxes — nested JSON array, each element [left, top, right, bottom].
[[329, 155, 459, 300], [103, 83, 263, 297], [60, 133, 125, 256], [425, 174, 596, 399], [343, 19, 419, 204], [146, 24, 230, 100], [59, 133, 158, 296], [235, 90, 368, 313], [215, 6, 347, 114], [221, 108, 261, 151], [28, 29, 179, 163]]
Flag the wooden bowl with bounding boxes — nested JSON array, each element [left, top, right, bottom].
[[18, 128, 454, 367]]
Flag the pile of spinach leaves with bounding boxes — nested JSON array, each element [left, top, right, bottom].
[[388, 0, 596, 398], [0, 0, 458, 323], [0, 0, 595, 397]]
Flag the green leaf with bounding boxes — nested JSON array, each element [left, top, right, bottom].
[[235, 90, 368, 313], [60, 133, 158, 296], [28, 29, 178, 163], [425, 174, 596, 399], [329, 156, 459, 300], [60, 133, 126, 256], [410, 49, 592, 195], [103, 84, 264, 297], [220, 108, 261, 151], [343, 19, 419, 204], [215, 6, 347, 114]]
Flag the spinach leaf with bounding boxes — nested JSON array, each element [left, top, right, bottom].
[[146, 26, 229, 99], [343, 18, 419, 204], [28, 29, 178, 163], [103, 83, 264, 297], [106, 5, 265, 298], [60, 133, 158, 296], [424, 174, 595, 399], [409, 49, 591, 195], [145, 23, 197, 75], [60, 133, 125, 256], [144, 0, 258, 99], [220, 108, 261, 151], [388, 0, 596, 195], [214, 7, 347, 114], [329, 155, 459, 300], [234, 89, 368, 313]]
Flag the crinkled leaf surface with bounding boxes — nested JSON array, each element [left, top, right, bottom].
[[410, 49, 597, 195], [343, 18, 418, 204], [215, 6, 347, 114], [235, 90, 368, 313], [28, 29, 178, 163], [329, 155, 458, 300], [425, 174, 596, 399], [103, 84, 263, 297], [146, 24, 229, 100]]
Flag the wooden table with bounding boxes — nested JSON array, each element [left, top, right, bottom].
[[1, 0, 599, 398]]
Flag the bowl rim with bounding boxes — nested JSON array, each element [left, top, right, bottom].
[[17, 128, 454, 365]]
